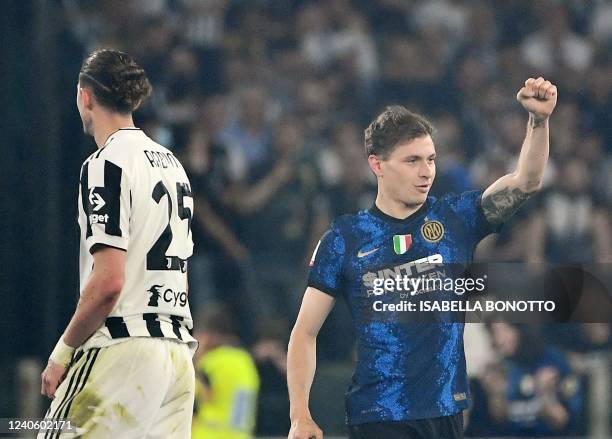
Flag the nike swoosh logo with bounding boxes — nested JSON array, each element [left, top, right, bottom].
[[357, 247, 380, 258]]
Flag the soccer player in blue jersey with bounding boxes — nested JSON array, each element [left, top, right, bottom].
[[287, 77, 558, 439]]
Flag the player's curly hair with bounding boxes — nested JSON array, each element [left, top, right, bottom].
[[364, 105, 434, 158], [79, 49, 152, 114]]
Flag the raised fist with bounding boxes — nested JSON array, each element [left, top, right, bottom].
[[517, 77, 558, 122]]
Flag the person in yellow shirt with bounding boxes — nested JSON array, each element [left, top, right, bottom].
[[192, 305, 260, 439]]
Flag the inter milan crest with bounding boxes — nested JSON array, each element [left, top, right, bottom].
[[421, 220, 444, 242], [393, 234, 412, 254]]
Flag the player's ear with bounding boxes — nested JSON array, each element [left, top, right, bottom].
[[368, 154, 383, 178], [81, 87, 95, 110]]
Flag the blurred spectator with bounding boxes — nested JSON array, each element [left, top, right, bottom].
[[225, 116, 328, 318], [297, 4, 334, 73], [378, 35, 446, 113], [549, 102, 582, 160], [299, 2, 378, 85], [181, 95, 253, 339], [544, 324, 612, 355], [412, 0, 469, 46], [430, 112, 474, 197], [63, 0, 144, 52], [132, 15, 176, 85], [252, 320, 291, 436], [295, 76, 338, 139], [467, 323, 584, 437], [521, 4, 593, 75], [179, 0, 228, 50], [591, 1, 612, 43], [578, 55, 612, 157], [459, 1, 498, 71], [526, 158, 612, 263], [219, 84, 274, 181], [193, 305, 260, 439], [159, 46, 204, 149], [176, 0, 227, 97], [318, 121, 376, 217]]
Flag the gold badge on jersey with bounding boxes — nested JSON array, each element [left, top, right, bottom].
[[421, 220, 444, 242]]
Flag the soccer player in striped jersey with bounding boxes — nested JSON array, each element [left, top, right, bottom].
[[287, 77, 558, 439], [39, 49, 197, 438]]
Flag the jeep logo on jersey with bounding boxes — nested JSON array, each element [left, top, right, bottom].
[[421, 220, 444, 242], [147, 284, 188, 308]]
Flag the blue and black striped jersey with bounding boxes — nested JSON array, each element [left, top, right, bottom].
[[308, 191, 500, 425]]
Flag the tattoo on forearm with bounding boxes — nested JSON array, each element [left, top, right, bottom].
[[482, 187, 530, 225], [529, 114, 546, 129]]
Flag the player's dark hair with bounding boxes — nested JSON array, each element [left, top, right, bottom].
[[364, 105, 434, 158], [79, 49, 152, 114]]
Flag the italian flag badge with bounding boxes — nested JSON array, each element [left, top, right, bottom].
[[393, 234, 412, 254]]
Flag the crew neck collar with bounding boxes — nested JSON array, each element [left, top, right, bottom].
[[102, 127, 142, 147], [369, 198, 431, 224]]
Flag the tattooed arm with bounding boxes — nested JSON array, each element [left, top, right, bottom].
[[481, 78, 558, 225]]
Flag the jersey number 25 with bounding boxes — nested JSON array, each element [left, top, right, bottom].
[[147, 180, 192, 272]]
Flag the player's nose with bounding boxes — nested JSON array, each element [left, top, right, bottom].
[[419, 161, 434, 179]]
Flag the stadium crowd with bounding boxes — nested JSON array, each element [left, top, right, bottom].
[[53, 0, 611, 436]]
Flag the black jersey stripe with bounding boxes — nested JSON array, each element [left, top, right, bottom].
[[103, 160, 123, 237], [105, 316, 130, 338], [54, 348, 101, 439], [80, 162, 92, 239], [143, 313, 164, 337], [105, 314, 191, 340], [170, 315, 183, 340], [44, 349, 93, 439]]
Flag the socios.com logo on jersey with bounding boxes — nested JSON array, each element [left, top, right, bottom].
[[88, 187, 109, 224], [147, 284, 187, 307]]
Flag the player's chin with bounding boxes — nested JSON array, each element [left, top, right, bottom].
[[412, 188, 430, 201], [404, 192, 428, 207]]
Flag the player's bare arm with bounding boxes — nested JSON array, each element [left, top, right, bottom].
[[287, 287, 336, 439], [63, 247, 126, 346], [41, 247, 125, 398], [481, 77, 557, 225]]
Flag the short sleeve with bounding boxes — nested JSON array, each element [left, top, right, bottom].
[[80, 158, 130, 253], [445, 190, 502, 244], [307, 226, 345, 297]]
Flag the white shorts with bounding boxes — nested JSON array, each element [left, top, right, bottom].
[[39, 337, 195, 439]]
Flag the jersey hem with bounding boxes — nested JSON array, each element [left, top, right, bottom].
[[86, 235, 128, 255], [346, 402, 469, 426], [81, 335, 198, 355]]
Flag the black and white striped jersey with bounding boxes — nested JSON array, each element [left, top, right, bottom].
[[77, 128, 196, 350]]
